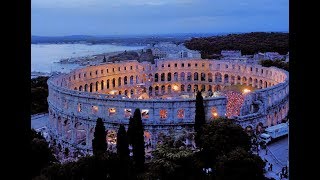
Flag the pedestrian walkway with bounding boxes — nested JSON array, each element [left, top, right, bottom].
[[257, 137, 289, 179]]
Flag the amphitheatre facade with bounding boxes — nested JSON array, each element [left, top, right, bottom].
[[47, 58, 289, 152]]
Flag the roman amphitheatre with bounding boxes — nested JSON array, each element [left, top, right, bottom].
[[47, 58, 289, 153]]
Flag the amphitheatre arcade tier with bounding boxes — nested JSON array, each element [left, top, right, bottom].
[[47, 59, 289, 152]]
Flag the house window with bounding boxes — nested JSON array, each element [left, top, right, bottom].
[[92, 106, 98, 113], [124, 108, 132, 118], [175, 63, 177, 67], [160, 109, 168, 119], [177, 109, 184, 119], [141, 109, 149, 119], [181, 63, 184, 67], [188, 63, 191, 67], [109, 108, 116, 116]]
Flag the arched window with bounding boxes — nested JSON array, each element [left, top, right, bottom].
[[208, 73, 213, 82], [249, 77, 253, 86], [201, 73, 206, 81], [155, 73, 158, 82], [74, 87, 78, 91], [231, 76, 235, 85], [90, 83, 93, 92], [187, 84, 191, 92], [155, 86, 159, 95], [79, 85, 83, 91], [118, 77, 122, 86], [194, 84, 198, 92], [161, 73, 165, 81], [168, 85, 172, 93], [180, 72, 185, 81], [215, 72, 222, 83], [201, 84, 205, 91], [224, 74, 229, 83], [84, 84, 88, 92], [181, 84, 185, 92], [101, 80, 104, 90], [149, 86, 153, 96], [187, 72, 192, 81], [194, 72, 199, 81], [174, 72, 178, 81], [107, 79, 110, 89], [124, 76, 128, 85], [161, 85, 165, 94], [96, 81, 99, 91], [112, 78, 116, 87], [167, 73, 171, 81], [130, 76, 134, 84]]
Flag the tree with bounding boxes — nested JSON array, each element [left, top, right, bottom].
[[215, 147, 266, 180], [131, 108, 145, 172], [30, 129, 57, 178], [92, 118, 107, 156], [127, 117, 134, 145], [194, 91, 206, 148], [102, 55, 106, 62], [116, 124, 130, 179], [146, 136, 200, 180], [200, 118, 251, 167]]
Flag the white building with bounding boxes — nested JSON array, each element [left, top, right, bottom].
[[221, 50, 242, 58], [150, 42, 201, 59]]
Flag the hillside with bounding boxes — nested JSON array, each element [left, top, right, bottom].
[[184, 32, 288, 58]]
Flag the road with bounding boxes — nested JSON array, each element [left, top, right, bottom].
[[258, 136, 289, 179]]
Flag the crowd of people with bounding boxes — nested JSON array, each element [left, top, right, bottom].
[[224, 91, 245, 118]]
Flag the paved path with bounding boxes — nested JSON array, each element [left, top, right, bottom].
[[258, 136, 289, 179], [31, 113, 49, 130]]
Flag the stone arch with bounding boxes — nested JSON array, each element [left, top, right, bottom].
[[125, 90, 128, 96], [75, 122, 86, 146], [208, 73, 213, 82], [254, 79, 258, 88], [215, 72, 222, 83], [154, 73, 159, 82], [101, 80, 104, 90], [74, 87, 78, 90], [112, 78, 116, 87], [124, 76, 128, 85], [167, 72, 172, 81], [214, 85, 221, 91], [181, 84, 185, 92], [89, 83, 93, 92], [201, 73, 206, 81], [256, 122, 264, 134], [107, 79, 110, 89], [174, 72, 178, 81], [187, 84, 192, 92], [95, 81, 99, 91], [224, 74, 229, 83], [230, 75, 235, 85], [259, 80, 263, 88], [149, 86, 153, 96], [194, 72, 199, 81], [249, 77, 253, 86], [118, 77, 122, 86], [161, 73, 165, 81], [84, 84, 88, 92], [187, 72, 192, 81], [264, 81, 268, 88], [168, 85, 172, 93], [242, 76, 247, 85], [161, 85, 165, 94], [79, 85, 83, 91], [155, 86, 159, 95], [130, 76, 134, 84], [180, 72, 185, 81]]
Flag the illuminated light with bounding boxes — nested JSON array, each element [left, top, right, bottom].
[[172, 85, 179, 91], [213, 112, 218, 117], [243, 88, 251, 94], [109, 90, 118, 95]]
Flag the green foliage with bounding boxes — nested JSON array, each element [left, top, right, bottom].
[[215, 147, 266, 180], [37, 153, 124, 180], [194, 91, 206, 148], [92, 118, 107, 156], [200, 118, 251, 167], [31, 76, 49, 114], [185, 32, 289, 58], [259, 59, 289, 71], [146, 137, 200, 180], [108, 51, 139, 62], [31, 129, 57, 178]]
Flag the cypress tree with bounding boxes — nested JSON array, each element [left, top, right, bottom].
[[194, 91, 206, 148], [132, 108, 145, 172], [127, 117, 134, 145], [116, 124, 130, 179], [103, 55, 106, 62], [92, 118, 107, 156], [117, 124, 129, 161]]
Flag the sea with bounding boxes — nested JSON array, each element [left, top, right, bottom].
[[31, 43, 144, 73]]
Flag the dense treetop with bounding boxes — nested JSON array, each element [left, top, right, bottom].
[[184, 32, 288, 58], [31, 76, 49, 114]]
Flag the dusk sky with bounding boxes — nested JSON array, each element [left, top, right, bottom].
[[32, 0, 288, 36]]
